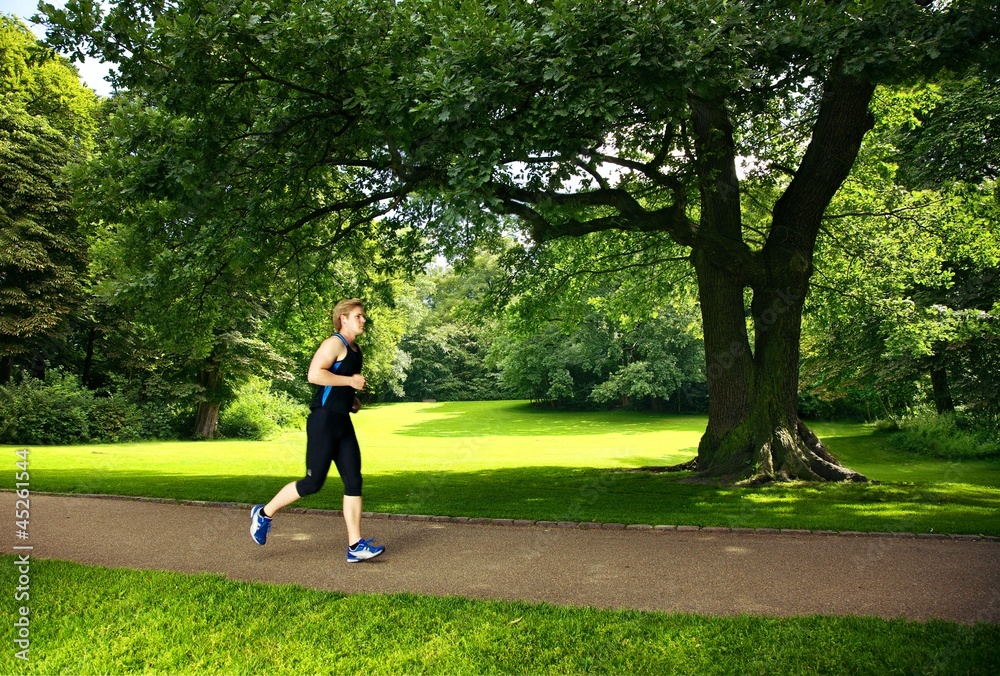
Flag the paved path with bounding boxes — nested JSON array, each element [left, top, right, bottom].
[[10, 494, 1000, 624]]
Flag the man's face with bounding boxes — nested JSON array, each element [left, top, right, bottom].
[[342, 307, 366, 334]]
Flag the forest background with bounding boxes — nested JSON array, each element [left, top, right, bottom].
[[1, 3, 997, 468]]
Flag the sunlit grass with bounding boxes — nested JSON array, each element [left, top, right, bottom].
[[365, 400, 706, 470], [6, 400, 999, 535]]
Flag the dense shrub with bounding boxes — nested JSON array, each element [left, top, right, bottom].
[[134, 401, 190, 440], [878, 411, 1000, 460], [0, 370, 95, 444], [797, 391, 869, 421], [873, 418, 900, 434], [88, 395, 144, 443], [0, 370, 190, 445], [218, 377, 307, 440]]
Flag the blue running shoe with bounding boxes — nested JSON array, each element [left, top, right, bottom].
[[347, 537, 385, 563], [250, 504, 272, 545]]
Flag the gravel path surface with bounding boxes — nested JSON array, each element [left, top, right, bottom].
[[12, 493, 999, 624]]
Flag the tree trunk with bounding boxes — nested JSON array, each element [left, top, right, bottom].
[[930, 365, 955, 414], [82, 325, 97, 388], [193, 401, 221, 439], [193, 361, 221, 439], [0, 356, 12, 385], [693, 259, 867, 483], [687, 67, 875, 484], [692, 251, 753, 476]]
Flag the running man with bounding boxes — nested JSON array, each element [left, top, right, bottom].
[[250, 298, 385, 562]]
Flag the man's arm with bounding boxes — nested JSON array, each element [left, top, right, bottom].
[[307, 337, 366, 390]]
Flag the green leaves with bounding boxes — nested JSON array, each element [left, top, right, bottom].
[[895, 75, 1000, 187], [804, 81, 1000, 423], [0, 18, 96, 362]]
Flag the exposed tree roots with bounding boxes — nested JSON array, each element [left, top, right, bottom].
[[632, 458, 699, 473], [632, 420, 868, 485], [739, 420, 868, 485]]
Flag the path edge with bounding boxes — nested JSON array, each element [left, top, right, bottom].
[[8, 490, 998, 542]]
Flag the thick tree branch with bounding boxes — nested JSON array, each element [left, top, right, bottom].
[[586, 151, 686, 191], [769, 66, 877, 257], [573, 157, 611, 190], [688, 94, 743, 244], [485, 179, 767, 281], [500, 184, 648, 220], [231, 44, 346, 103], [649, 122, 676, 168], [275, 188, 406, 236], [487, 181, 692, 241], [687, 94, 764, 285]]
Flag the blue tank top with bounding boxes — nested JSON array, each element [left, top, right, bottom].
[[310, 334, 363, 413]]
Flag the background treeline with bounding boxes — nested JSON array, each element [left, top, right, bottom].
[[0, 15, 997, 453]]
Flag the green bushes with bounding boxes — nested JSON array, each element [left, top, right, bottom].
[[0, 371, 95, 444], [797, 391, 869, 422], [87, 396, 187, 443], [218, 377, 307, 440], [87, 394, 143, 443], [0, 370, 189, 445], [0, 372, 306, 445], [878, 411, 1000, 460]]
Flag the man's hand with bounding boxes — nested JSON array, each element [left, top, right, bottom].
[[351, 396, 362, 413], [350, 374, 366, 390]]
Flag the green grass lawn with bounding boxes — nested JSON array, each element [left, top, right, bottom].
[[5, 402, 999, 674], [2, 558, 997, 675], [9, 400, 999, 535]]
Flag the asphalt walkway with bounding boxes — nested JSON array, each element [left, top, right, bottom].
[[10, 493, 1000, 624]]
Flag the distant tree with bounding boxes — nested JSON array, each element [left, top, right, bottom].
[[486, 222, 704, 410], [492, 288, 705, 412], [68, 89, 423, 436], [0, 14, 98, 140], [399, 254, 508, 402], [0, 15, 98, 383], [803, 84, 999, 430]]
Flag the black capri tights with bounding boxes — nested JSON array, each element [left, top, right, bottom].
[[296, 409, 363, 498]]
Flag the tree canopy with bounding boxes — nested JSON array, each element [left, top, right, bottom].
[[803, 82, 999, 430], [0, 15, 99, 383]]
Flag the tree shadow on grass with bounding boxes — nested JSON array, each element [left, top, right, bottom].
[[34, 466, 1000, 536], [394, 401, 707, 438]]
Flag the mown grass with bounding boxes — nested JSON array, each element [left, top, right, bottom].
[[8, 401, 998, 535], [2, 558, 997, 675]]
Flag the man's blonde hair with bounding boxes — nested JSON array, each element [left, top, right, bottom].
[[332, 298, 364, 332]]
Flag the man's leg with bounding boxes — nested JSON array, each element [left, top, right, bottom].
[[343, 494, 362, 545], [251, 410, 332, 545], [335, 416, 382, 561], [265, 481, 301, 517]]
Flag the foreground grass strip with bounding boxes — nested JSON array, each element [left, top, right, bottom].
[[2, 558, 998, 675], [9, 401, 1000, 535]]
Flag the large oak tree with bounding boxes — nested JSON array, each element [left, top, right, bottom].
[[42, 0, 998, 479]]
